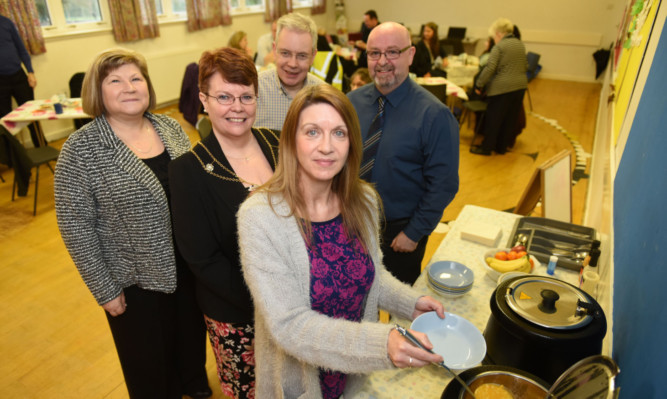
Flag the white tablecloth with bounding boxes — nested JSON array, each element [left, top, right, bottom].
[[415, 77, 469, 101], [1, 98, 88, 135], [357, 205, 580, 398]]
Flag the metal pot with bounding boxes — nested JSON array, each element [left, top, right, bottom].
[[440, 365, 549, 399], [483, 275, 607, 384]]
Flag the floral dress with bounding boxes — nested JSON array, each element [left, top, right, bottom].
[[307, 215, 375, 399]]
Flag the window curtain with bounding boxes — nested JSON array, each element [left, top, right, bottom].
[[311, 0, 325, 15], [185, 0, 231, 32], [108, 0, 160, 42], [265, 0, 292, 23], [0, 0, 46, 54]]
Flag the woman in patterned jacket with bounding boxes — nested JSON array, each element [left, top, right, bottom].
[[54, 48, 210, 399]]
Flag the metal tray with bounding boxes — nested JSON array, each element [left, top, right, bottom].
[[507, 217, 596, 271]]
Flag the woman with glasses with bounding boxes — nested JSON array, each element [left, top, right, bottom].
[[169, 47, 279, 399]]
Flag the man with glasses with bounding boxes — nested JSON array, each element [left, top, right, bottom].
[[348, 22, 459, 285], [255, 13, 322, 131]]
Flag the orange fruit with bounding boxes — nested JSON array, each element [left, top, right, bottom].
[[495, 251, 508, 260], [507, 251, 518, 260], [517, 251, 527, 258]]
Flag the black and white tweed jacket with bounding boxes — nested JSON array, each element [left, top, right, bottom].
[[54, 113, 191, 305]]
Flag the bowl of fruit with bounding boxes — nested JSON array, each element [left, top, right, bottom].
[[482, 245, 539, 282]]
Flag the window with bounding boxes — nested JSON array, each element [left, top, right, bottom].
[[230, 0, 264, 14], [292, 0, 313, 8], [36, 0, 110, 36], [155, 0, 187, 20]]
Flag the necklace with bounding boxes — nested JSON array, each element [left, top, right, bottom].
[[124, 119, 153, 154], [226, 153, 256, 162], [192, 142, 261, 190], [191, 128, 278, 191]]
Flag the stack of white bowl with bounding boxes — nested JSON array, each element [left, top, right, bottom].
[[427, 260, 474, 298]]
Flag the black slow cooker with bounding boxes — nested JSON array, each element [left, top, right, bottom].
[[484, 275, 607, 384]]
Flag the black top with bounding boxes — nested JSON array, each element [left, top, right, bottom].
[[410, 40, 448, 77], [168, 128, 279, 322], [142, 149, 171, 201]]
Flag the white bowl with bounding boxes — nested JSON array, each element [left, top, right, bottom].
[[427, 260, 475, 289], [410, 311, 486, 370], [482, 248, 540, 282]]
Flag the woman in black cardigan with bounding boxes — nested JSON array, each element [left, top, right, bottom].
[[410, 22, 449, 78], [169, 47, 278, 399]]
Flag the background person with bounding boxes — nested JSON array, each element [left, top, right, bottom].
[[354, 9, 380, 68], [54, 48, 210, 399], [349, 67, 371, 91], [410, 22, 449, 78], [228, 30, 254, 59], [0, 14, 41, 147], [238, 84, 445, 398], [255, 12, 322, 131], [471, 18, 527, 155], [170, 47, 279, 399], [255, 21, 277, 67], [348, 22, 459, 285]]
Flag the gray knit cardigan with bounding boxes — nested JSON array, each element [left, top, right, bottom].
[[54, 113, 191, 305], [238, 189, 422, 398]]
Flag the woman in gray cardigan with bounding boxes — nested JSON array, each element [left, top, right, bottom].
[[54, 49, 210, 399], [237, 84, 445, 398]]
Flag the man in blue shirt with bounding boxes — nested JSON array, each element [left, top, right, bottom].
[[348, 22, 459, 285], [0, 15, 40, 146]]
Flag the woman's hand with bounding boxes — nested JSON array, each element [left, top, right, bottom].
[[412, 295, 445, 320], [387, 327, 444, 368], [102, 291, 127, 317]]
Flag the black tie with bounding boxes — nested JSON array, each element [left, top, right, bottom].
[[360, 96, 385, 180]]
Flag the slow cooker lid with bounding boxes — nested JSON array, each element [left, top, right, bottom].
[[505, 276, 593, 329]]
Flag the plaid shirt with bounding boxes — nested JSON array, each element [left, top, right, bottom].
[[254, 68, 322, 131]]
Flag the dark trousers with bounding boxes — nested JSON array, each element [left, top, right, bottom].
[[381, 219, 428, 285], [481, 89, 526, 153], [174, 260, 210, 395], [105, 277, 208, 399], [0, 70, 41, 147], [105, 285, 181, 399]]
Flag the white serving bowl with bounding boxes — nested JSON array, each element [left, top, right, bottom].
[[482, 248, 539, 282], [410, 311, 486, 370]]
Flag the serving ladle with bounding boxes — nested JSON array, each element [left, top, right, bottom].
[[394, 324, 478, 399]]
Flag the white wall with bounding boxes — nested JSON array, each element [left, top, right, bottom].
[[25, 0, 628, 142], [345, 0, 627, 82], [27, 8, 334, 142]]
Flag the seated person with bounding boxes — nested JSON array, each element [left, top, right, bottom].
[[410, 22, 449, 78]]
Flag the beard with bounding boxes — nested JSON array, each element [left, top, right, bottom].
[[372, 64, 401, 90]]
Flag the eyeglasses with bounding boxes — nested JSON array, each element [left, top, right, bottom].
[[203, 93, 257, 106], [367, 45, 411, 61]]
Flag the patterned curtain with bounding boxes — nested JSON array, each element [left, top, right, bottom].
[[0, 0, 46, 54], [185, 0, 231, 32], [265, 0, 292, 23], [311, 0, 325, 15], [108, 0, 160, 42]]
